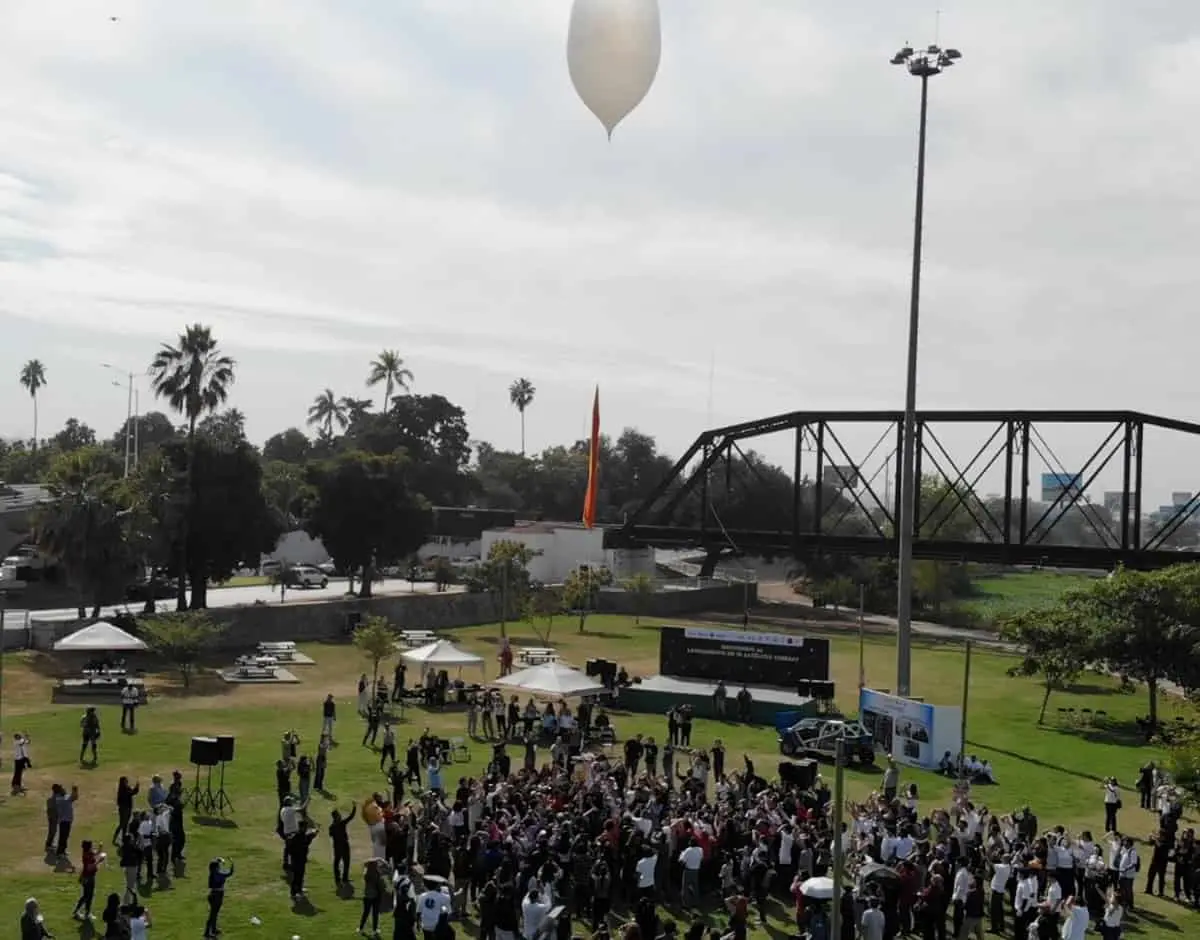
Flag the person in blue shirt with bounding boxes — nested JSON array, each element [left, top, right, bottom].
[[427, 756, 443, 795], [204, 856, 234, 939]]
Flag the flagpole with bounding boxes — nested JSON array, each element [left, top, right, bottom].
[[858, 583, 866, 691]]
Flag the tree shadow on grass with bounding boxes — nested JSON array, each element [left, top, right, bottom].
[[966, 740, 1112, 784], [1046, 721, 1149, 748], [1124, 906, 1183, 933], [152, 671, 235, 700], [191, 815, 239, 829], [577, 630, 634, 640]]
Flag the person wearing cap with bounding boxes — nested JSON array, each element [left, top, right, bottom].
[[20, 898, 51, 940], [204, 856, 234, 939]]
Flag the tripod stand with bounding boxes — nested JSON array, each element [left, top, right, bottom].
[[189, 763, 218, 815], [213, 760, 234, 814]]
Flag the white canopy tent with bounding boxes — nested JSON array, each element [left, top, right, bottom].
[[402, 639, 484, 670], [53, 620, 148, 653], [493, 661, 605, 698]]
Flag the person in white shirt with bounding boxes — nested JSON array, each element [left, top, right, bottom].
[[1099, 887, 1124, 940], [152, 804, 172, 878], [1102, 777, 1122, 832], [1060, 896, 1089, 940], [11, 732, 31, 794], [678, 839, 703, 908], [521, 888, 550, 940], [1117, 838, 1138, 908], [1013, 868, 1039, 938], [128, 903, 151, 939], [894, 831, 914, 861], [988, 854, 1013, 934], [952, 858, 971, 937], [121, 683, 140, 732], [635, 847, 658, 898], [1044, 876, 1063, 912], [418, 884, 450, 935]]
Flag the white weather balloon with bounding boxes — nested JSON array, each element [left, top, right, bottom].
[[567, 0, 662, 137]]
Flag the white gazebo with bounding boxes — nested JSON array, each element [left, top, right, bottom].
[[54, 620, 149, 653], [493, 661, 605, 698], [402, 639, 485, 672]]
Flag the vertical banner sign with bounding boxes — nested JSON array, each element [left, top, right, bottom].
[[582, 387, 600, 528]]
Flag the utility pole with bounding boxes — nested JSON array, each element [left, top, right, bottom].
[[831, 738, 846, 940]]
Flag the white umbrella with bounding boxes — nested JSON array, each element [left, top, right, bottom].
[[54, 620, 148, 652], [493, 661, 605, 698], [401, 639, 484, 668], [800, 876, 835, 900]]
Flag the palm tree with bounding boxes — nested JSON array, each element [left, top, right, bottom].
[[19, 359, 47, 452], [307, 389, 349, 438], [339, 396, 374, 426], [149, 324, 236, 610], [509, 378, 536, 455], [366, 350, 413, 413]]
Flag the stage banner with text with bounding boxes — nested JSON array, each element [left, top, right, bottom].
[[659, 626, 830, 687]]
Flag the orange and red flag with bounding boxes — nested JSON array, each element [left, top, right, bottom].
[[582, 387, 600, 528]]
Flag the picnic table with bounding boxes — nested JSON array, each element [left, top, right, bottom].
[[234, 654, 279, 678], [59, 675, 146, 701], [516, 647, 559, 666], [400, 630, 436, 648], [82, 666, 128, 679], [257, 641, 297, 661]]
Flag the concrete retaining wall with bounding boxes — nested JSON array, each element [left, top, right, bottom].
[[19, 581, 751, 651]]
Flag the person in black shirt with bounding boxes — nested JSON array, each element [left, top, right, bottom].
[[168, 793, 187, 864], [406, 740, 422, 783], [643, 738, 660, 778], [393, 662, 407, 701], [315, 739, 329, 793], [275, 760, 292, 806], [329, 802, 357, 886], [711, 740, 726, 781], [297, 755, 313, 804], [624, 735, 644, 777], [204, 857, 234, 939], [363, 704, 382, 747], [80, 707, 101, 764], [289, 823, 318, 899], [114, 776, 139, 843], [387, 762, 406, 807], [678, 706, 694, 746]]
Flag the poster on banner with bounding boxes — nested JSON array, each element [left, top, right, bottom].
[[858, 688, 962, 771]]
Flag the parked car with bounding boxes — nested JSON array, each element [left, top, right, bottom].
[[284, 565, 328, 589], [126, 574, 179, 602], [316, 561, 337, 576], [0, 563, 27, 591], [778, 717, 875, 764]]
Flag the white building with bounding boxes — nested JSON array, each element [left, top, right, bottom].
[[480, 522, 654, 584]]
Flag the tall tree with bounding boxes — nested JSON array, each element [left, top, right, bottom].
[[148, 437, 281, 609], [197, 408, 247, 449], [1001, 602, 1095, 724], [305, 451, 428, 598], [263, 428, 312, 464], [36, 450, 136, 619], [148, 324, 236, 610], [52, 418, 97, 454], [1080, 566, 1200, 728], [307, 389, 349, 439], [18, 359, 47, 452], [366, 350, 413, 413], [508, 378, 536, 455]]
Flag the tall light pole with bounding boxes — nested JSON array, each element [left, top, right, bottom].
[[102, 363, 139, 477], [891, 42, 961, 697]]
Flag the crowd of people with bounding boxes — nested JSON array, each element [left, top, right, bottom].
[[10, 681, 1198, 940]]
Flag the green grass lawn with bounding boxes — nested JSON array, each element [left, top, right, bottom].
[[0, 614, 1194, 939], [948, 568, 1102, 626]]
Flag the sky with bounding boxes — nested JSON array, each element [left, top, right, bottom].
[[2, 0, 1200, 505]]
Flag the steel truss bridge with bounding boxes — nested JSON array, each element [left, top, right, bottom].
[[604, 409, 1200, 570]]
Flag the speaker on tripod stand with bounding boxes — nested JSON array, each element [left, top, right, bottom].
[[214, 735, 236, 814], [188, 737, 220, 814]]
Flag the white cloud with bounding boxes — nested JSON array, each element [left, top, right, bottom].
[[2, 0, 1200, 502]]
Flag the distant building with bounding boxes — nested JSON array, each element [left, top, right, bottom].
[[481, 521, 654, 584]]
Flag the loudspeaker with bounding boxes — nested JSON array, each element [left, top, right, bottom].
[[190, 736, 220, 767], [217, 734, 236, 763], [585, 659, 599, 677], [810, 680, 836, 701], [796, 679, 812, 697], [778, 758, 818, 790]]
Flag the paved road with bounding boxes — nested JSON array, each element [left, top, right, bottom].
[[1, 578, 463, 626]]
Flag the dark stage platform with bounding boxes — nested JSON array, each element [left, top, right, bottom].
[[619, 675, 819, 725]]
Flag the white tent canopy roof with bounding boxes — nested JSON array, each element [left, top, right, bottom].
[[54, 620, 149, 653], [402, 639, 484, 667], [493, 661, 605, 698]]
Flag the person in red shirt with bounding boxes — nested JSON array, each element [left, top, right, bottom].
[[73, 839, 105, 921]]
